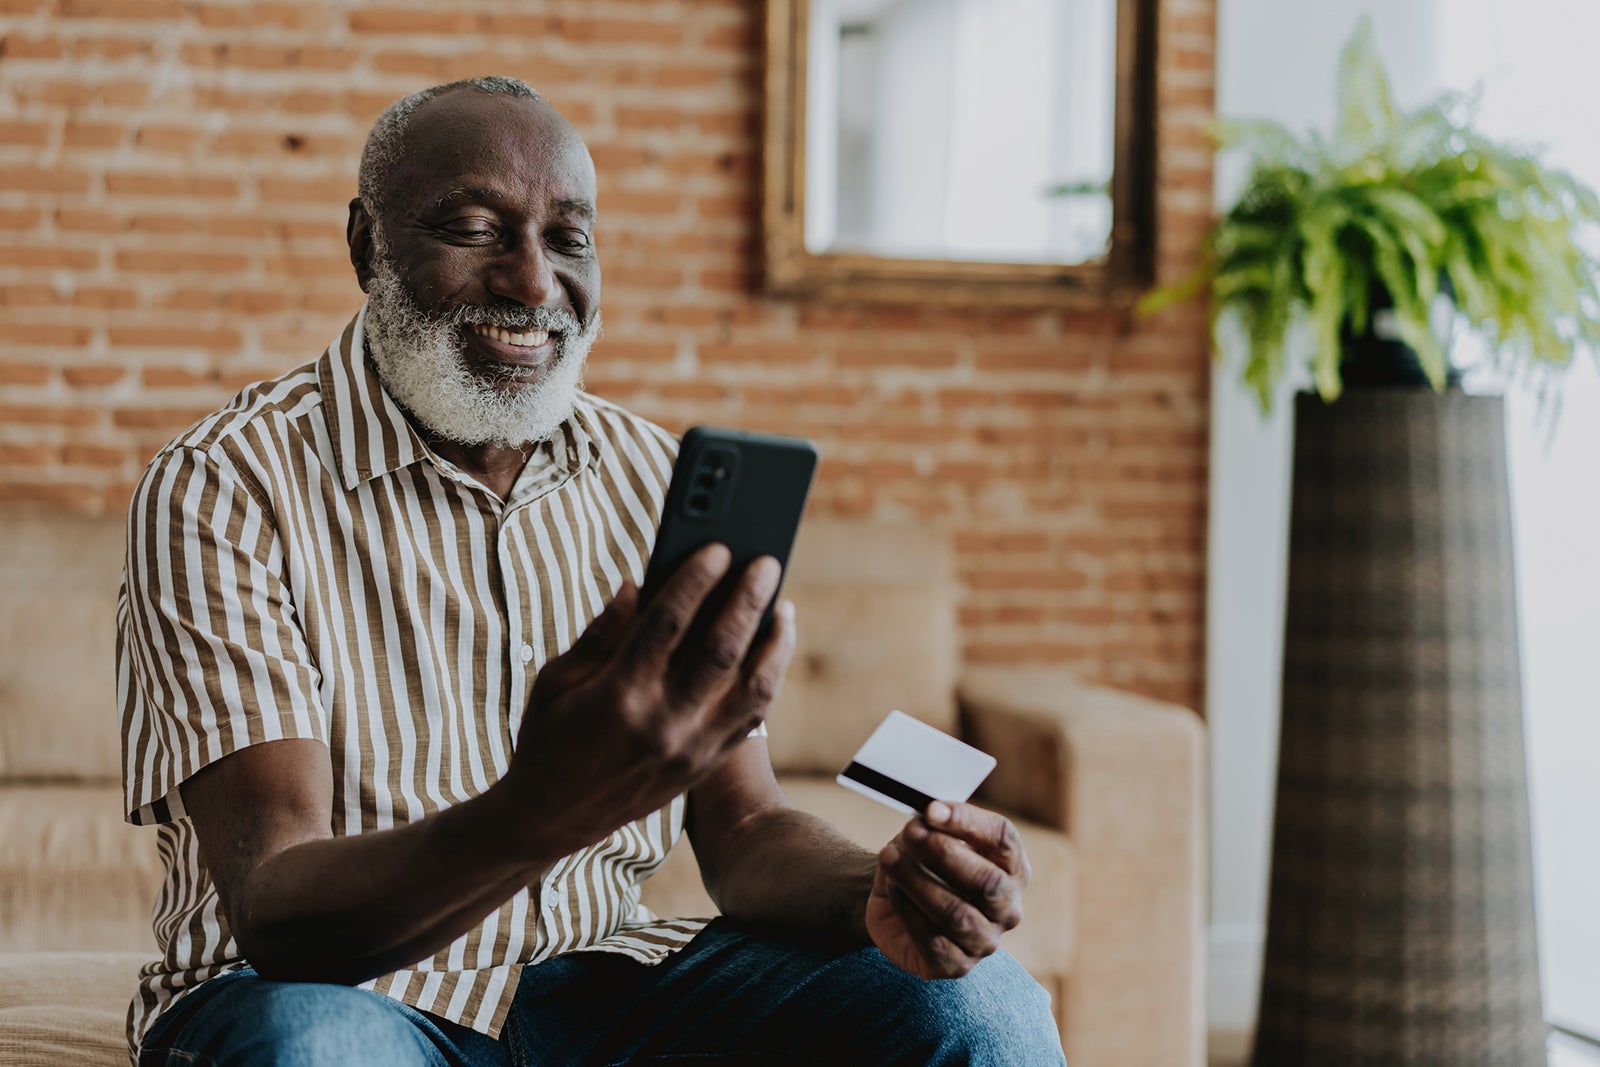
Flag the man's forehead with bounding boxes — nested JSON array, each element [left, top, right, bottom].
[[389, 90, 596, 210]]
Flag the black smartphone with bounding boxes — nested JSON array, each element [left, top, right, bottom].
[[641, 426, 819, 645]]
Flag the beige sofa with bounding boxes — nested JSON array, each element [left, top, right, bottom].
[[0, 510, 1205, 1066]]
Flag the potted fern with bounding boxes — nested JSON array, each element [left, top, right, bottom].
[[1149, 18, 1600, 410], [1168, 20, 1600, 1067]]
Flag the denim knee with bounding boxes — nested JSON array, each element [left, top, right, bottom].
[[894, 951, 1066, 1067], [144, 977, 443, 1067]]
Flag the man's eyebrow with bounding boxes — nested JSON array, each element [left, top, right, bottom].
[[433, 187, 508, 209], [552, 198, 596, 224]]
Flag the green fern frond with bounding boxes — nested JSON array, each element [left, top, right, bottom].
[[1140, 14, 1600, 414]]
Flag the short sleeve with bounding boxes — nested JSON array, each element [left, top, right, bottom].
[[118, 445, 327, 825]]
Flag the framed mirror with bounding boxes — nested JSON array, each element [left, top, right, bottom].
[[762, 0, 1158, 308]]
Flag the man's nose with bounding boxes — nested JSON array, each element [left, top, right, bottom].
[[489, 235, 559, 307]]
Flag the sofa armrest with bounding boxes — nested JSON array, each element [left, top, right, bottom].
[[958, 667, 1206, 1067]]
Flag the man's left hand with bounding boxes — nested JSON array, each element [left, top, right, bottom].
[[865, 802, 1031, 979]]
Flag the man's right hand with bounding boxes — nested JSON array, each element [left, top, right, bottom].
[[499, 543, 797, 858]]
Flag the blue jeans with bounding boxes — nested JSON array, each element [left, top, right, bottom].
[[138, 920, 1065, 1066]]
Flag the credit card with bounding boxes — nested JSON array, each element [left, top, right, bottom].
[[836, 710, 997, 816]]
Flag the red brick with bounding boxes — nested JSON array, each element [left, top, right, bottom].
[[0, 207, 43, 230], [659, 382, 727, 402], [0, 404, 99, 425], [279, 89, 344, 114], [348, 7, 484, 34], [702, 20, 756, 50], [601, 190, 682, 216], [57, 0, 183, 17], [698, 341, 817, 367], [0, 363, 52, 385], [0, 442, 55, 465], [72, 287, 138, 309], [0, 165, 91, 193], [0, 33, 64, 57], [0, 120, 52, 146], [0, 322, 92, 346], [0, 284, 59, 306], [140, 366, 216, 388], [594, 340, 676, 364], [61, 121, 124, 149], [62, 443, 125, 467], [258, 176, 354, 203], [61, 365, 127, 387], [128, 213, 200, 234], [194, 3, 337, 29], [114, 249, 250, 274], [105, 172, 239, 198], [55, 208, 118, 232], [109, 326, 242, 349], [112, 407, 211, 429], [0, 485, 101, 508], [76, 36, 155, 60], [135, 125, 204, 153], [553, 15, 686, 46], [180, 41, 358, 70], [835, 346, 959, 370], [617, 106, 684, 132]]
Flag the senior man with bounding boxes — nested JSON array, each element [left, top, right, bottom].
[[119, 76, 1066, 1067]]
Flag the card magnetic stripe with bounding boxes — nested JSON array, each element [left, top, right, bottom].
[[840, 761, 934, 814]]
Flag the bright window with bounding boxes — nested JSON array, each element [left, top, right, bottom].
[[1440, 0, 1600, 1038]]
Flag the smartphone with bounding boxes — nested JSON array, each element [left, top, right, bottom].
[[640, 426, 819, 646]]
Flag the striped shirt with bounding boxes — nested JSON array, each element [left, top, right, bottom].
[[117, 306, 717, 1059]]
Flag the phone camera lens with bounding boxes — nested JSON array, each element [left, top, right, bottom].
[[688, 493, 712, 514]]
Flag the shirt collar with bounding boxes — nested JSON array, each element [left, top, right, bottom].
[[318, 304, 428, 491], [319, 303, 604, 494]]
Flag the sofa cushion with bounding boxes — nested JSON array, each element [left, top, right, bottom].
[[0, 513, 126, 783], [766, 519, 960, 775], [639, 774, 1075, 978], [0, 785, 163, 953], [0, 951, 145, 1067]]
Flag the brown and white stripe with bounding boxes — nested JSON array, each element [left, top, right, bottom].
[[117, 306, 716, 1061]]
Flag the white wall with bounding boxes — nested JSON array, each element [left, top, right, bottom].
[[1206, 0, 1443, 1034]]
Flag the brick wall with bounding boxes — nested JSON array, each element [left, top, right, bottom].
[[0, 0, 1215, 710]]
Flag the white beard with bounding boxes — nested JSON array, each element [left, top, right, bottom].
[[362, 253, 599, 448]]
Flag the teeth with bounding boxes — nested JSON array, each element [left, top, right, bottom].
[[471, 324, 550, 348]]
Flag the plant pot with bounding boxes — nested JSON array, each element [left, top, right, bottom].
[[1251, 390, 1546, 1066], [1338, 282, 1463, 391]]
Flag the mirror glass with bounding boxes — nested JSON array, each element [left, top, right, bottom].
[[804, 0, 1118, 265]]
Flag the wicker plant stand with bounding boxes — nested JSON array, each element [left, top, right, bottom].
[[1252, 390, 1546, 1067]]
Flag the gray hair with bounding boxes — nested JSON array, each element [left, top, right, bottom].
[[357, 76, 542, 221]]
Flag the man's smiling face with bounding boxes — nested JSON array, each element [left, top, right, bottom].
[[351, 88, 603, 447]]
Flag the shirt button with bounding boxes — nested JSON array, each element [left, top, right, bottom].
[[519, 644, 534, 663]]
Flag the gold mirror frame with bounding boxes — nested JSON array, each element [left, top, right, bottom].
[[761, 0, 1159, 309]]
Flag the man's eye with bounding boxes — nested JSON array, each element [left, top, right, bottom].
[[552, 232, 591, 252]]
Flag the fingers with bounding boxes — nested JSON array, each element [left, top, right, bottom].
[[874, 848, 986, 977], [621, 543, 733, 681], [671, 555, 783, 711], [922, 802, 1031, 883], [895, 817, 1024, 930], [712, 598, 797, 750]]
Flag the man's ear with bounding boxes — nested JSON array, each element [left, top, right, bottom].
[[347, 198, 375, 292]]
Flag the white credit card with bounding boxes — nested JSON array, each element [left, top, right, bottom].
[[836, 710, 997, 816]]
